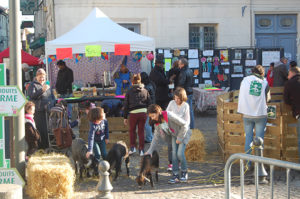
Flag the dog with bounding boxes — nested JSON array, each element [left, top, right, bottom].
[[136, 150, 159, 187], [105, 141, 130, 181], [71, 138, 98, 179]]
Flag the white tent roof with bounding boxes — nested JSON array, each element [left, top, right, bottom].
[[45, 8, 155, 55]]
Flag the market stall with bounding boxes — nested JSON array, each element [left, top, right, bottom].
[[45, 7, 155, 92], [0, 47, 43, 65], [45, 8, 155, 145]]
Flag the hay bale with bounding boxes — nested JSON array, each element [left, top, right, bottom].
[[185, 129, 206, 162], [26, 153, 75, 199]]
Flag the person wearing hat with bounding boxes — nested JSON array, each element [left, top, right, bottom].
[[149, 56, 174, 110], [28, 68, 54, 149]]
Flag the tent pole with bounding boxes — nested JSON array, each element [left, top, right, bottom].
[[45, 53, 49, 81]]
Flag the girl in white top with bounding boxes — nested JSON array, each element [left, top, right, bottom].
[[166, 87, 190, 183]]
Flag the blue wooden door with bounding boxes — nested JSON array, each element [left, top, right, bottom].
[[255, 14, 297, 62]]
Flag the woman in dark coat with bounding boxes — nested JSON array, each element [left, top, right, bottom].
[[123, 74, 151, 156], [27, 68, 54, 149]]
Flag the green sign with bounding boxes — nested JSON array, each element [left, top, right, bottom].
[[0, 64, 4, 86], [249, 80, 262, 96], [0, 64, 5, 168], [0, 168, 25, 187], [267, 105, 277, 120], [85, 45, 102, 57], [164, 58, 172, 71], [0, 86, 27, 117]]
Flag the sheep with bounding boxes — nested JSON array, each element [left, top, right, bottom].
[[136, 150, 159, 187]]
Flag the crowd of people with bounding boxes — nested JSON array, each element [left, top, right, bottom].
[[23, 57, 194, 183], [22, 55, 300, 185]]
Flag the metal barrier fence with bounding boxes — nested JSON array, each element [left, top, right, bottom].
[[225, 153, 300, 199]]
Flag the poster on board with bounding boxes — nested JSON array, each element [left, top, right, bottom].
[[262, 51, 280, 66]]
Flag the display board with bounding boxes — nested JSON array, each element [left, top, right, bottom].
[[156, 47, 284, 91]]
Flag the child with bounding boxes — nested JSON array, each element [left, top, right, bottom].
[[166, 87, 190, 179], [86, 107, 109, 174], [145, 104, 191, 184], [25, 101, 41, 156]]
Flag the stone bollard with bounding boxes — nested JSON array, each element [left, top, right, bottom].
[[96, 160, 113, 199], [253, 137, 268, 184], [0, 184, 23, 199]]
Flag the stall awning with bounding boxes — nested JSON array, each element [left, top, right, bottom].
[[45, 7, 155, 55], [0, 47, 43, 66]]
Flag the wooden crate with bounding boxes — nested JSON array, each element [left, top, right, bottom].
[[217, 87, 288, 162], [264, 116, 282, 160], [282, 108, 299, 162]]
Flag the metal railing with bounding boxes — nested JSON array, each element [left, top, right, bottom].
[[225, 153, 300, 199]]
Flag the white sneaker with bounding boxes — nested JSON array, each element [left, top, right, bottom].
[[129, 147, 136, 155], [139, 150, 144, 156]]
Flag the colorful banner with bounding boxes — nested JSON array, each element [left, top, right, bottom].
[[133, 51, 143, 62], [115, 44, 130, 56], [48, 55, 57, 63], [56, 48, 73, 60], [85, 45, 102, 57], [101, 52, 108, 60], [75, 54, 83, 63]]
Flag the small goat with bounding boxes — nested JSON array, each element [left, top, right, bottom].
[[105, 141, 130, 181], [71, 138, 98, 179], [136, 150, 159, 187]]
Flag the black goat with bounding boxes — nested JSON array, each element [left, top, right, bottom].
[[136, 150, 159, 187], [105, 141, 129, 181]]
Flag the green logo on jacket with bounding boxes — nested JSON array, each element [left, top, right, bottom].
[[249, 80, 262, 96]]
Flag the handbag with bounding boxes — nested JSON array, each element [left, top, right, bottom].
[[53, 111, 72, 148]]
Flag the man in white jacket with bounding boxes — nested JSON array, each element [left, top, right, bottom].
[[238, 65, 271, 155]]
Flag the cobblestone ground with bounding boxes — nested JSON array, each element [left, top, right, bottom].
[[25, 111, 300, 199]]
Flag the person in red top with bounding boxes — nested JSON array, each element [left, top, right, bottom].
[[267, 62, 275, 87]]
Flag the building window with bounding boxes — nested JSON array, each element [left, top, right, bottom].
[[258, 18, 272, 28], [280, 17, 293, 27], [189, 24, 216, 50], [119, 23, 141, 34]]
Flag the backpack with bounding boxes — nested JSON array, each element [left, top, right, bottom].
[[49, 104, 72, 148]]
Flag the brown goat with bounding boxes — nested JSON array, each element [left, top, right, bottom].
[[136, 150, 159, 187]]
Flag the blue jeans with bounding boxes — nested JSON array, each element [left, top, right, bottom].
[[243, 117, 267, 154], [297, 118, 300, 161], [144, 116, 153, 142], [60, 93, 73, 118], [171, 137, 187, 175], [187, 94, 194, 129], [93, 139, 107, 163]]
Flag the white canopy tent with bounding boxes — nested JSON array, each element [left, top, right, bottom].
[[45, 7, 155, 78]]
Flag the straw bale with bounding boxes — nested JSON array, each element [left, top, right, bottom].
[[185, 129, 206, 162], [26, 153, 75, 199]]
